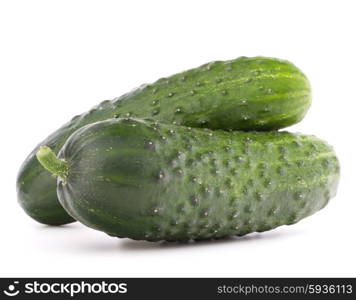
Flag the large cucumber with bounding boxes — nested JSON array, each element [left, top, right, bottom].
[[17, 56, 311, 225], [36, 118, 339, 241]]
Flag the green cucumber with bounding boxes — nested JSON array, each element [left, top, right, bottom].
[[36, 118, 339, 241], [18, 56, 311, 225]]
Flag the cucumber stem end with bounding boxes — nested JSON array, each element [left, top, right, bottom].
[[36, 146, 69, 180]]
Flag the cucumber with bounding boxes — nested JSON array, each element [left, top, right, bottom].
[[18, 56, 311, 225], [36, 118, 339, 241]]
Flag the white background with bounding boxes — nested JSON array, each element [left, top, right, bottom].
[[0, 0, 355, 277]]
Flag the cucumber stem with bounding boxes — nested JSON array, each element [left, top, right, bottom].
[[36, 146, 69, 179]]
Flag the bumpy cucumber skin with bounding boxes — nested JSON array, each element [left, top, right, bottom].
[[17, 56, 311, 225], [56, 119, 339, 241]]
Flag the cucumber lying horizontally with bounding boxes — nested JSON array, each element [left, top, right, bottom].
[[36, 118, 339, 241], [18, 56, 311, 225]]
